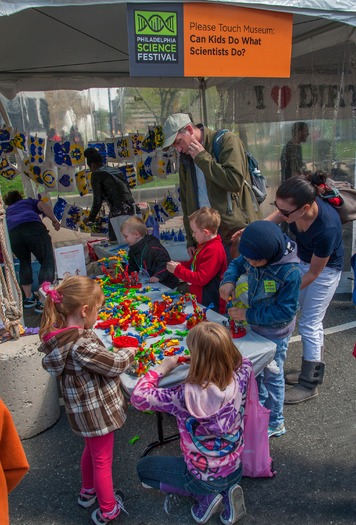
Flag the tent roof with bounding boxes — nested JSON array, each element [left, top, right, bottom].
[[0, 0, 356, 98]]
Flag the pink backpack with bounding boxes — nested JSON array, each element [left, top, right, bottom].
[[241, 370, 276, 478]]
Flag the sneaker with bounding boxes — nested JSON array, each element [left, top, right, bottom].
[[23, 295, 36, 308], [220, 484, 246, 525], [163, 493, 181, 515], [191, 493, 223, 524], [78, 489, 97, 508], [91, 489, 125, 525], [268, 423, 286, 438], [34, 301, 44, 314]]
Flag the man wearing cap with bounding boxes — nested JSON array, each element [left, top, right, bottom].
[[162, 113, 260, 260]]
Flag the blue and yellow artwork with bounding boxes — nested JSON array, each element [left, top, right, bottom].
[[23, 159, 44, 185], [61, 203, 81, 231], [58, 167, 75, 193], [53, 197, 68, 221], [116, 137, 131, 160], [120, 163, 136, 189], [53, 141, 72, 166], [42, 167, 57, 190], [10, 131, 27, 152], [105, 140, 117, 161], [0, 157, 18, 180], [154, 125, 164, 148], [137, 158, 153, 185], [0, 128, 13, 155], [130, 132, 144, 156], [141, 127, 155, 153], [159, 195, 181, 219], [37, 191, 52, 207], [29, 135, 46, 164], [87, 142, 106, 163], [69, 143, 84, 166], [75, 169, 90, 196]]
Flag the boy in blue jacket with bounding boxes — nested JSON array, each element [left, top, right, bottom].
[[220, 221, 301, 438]]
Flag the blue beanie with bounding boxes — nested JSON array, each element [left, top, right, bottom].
[[239, 221, 286, 264]]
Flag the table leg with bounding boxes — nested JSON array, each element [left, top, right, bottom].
[[141, 412, 179, 457]]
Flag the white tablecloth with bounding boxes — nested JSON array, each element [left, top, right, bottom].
[[95, 284, 276, 395]]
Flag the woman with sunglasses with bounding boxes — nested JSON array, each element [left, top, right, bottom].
[[267, 175, 344, 403]]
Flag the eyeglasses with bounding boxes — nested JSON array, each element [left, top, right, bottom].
[[274, 201, 306, 218]]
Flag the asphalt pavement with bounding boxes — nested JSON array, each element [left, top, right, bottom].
[[9, 293, 356, 525]]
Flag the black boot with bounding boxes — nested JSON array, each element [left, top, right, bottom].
[[284, 359, 325, 404]]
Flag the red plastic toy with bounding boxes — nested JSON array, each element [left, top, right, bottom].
[[230, 320, 246, 339], [112, 335, 139, 348]]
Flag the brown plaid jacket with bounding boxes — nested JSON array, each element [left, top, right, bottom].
[[38, 328, 134, 437]]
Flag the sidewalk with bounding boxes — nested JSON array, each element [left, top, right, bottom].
[[9, 295, 356, 525]]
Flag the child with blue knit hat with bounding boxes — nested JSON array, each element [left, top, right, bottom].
[[220, 221, 301, 438]]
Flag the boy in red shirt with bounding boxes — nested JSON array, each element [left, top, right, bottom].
[[167, 207, 227, 313]]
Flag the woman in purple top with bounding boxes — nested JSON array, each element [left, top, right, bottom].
[[131, 322, 251, 525], [4, 191, 61, 313]]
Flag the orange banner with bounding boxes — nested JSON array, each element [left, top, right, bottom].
[[183, 4, 293, 77]]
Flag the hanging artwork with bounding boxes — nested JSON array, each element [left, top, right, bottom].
[[87, 142, 106, 163], [141, 126, 156, 153], [86, 170, 93, 193], [29, 135, 46, 164], [116, 137, 131, 161], [144, 155, 154, 178], [75, 169, 90, 196], [78, 208, 92, 233], [105, 140, 117, 161], [69, 142, 84, 166], [52, 140, 73, 167], [152, 194, 181, 223], [23, 159, 44, 185], [41, 166, 58, 190], [91, 215, 109, 236], [120, 163, 136, 189], [150, 151, 167, 179], [0, 128, 14, 155], [137, 158, 153, 185], [154, 125, 164, 148], [37, 191, 53, 208], [0, 157, 19, 180], [53, 197, 68, 221], [58, 166, 76, 193], [160, 194, 181, 218], [129, 132, 144, 156], [60, 202, 82, 231], [10, 131, 27, 152]]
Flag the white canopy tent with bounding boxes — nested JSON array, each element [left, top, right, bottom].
[[0, 0, 354, 296], [0, 0, 355, 99]]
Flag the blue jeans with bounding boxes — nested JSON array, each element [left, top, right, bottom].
[[137, 456, 242, 496], [257, 335, 290, 428]]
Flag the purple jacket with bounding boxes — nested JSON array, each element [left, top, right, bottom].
[[131, 358, 252, 481]]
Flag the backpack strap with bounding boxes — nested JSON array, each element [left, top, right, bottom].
[[213, 129, 252, 211]]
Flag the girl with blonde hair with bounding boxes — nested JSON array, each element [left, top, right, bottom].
[[131, 322, 251, 525], [38, 276, 138, 525]]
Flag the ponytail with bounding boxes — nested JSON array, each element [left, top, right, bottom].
[[310, 169, 328, 187], [39, 276, 104, 341], [276, 175, 317, 207]]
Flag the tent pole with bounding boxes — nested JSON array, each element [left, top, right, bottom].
[[198, 77, 208, 125]]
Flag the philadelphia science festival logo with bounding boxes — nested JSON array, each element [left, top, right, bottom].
[[134, 10, 178, 64]]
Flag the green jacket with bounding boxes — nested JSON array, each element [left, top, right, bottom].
[[179, 126, 261, 247]]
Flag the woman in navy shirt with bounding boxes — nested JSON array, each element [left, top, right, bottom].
[[267, 175, 343, 404]]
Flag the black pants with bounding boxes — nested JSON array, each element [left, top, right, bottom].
[[9, 222, 55, 287]]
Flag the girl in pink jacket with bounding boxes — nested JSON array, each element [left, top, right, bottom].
[[131, 322, 251, 525]]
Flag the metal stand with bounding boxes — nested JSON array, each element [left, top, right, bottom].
[[141, 412, 179, 457]]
